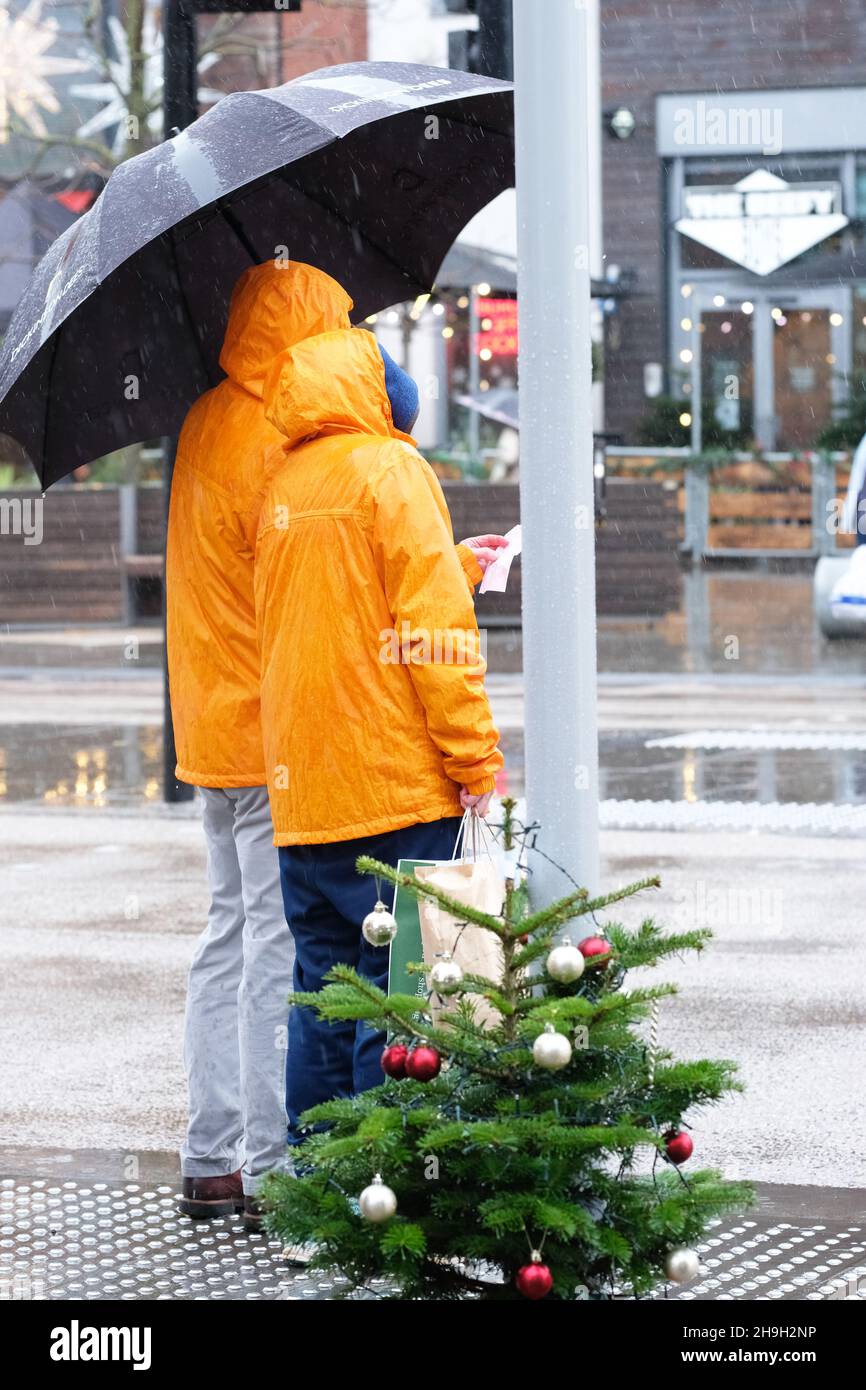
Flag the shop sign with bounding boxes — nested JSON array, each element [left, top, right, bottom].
[[475, 297, 518, 357], [675, 169, 848, 276]]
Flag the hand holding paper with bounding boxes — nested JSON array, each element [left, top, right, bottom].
[[479, 523, 522, 594]]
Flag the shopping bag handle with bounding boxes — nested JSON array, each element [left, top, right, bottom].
[[452, 807, 496, 863]]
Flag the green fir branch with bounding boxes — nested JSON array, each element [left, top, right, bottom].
[[519, 874, 661, 937], [356, 856, 507, 937], [607, 918, 712, 968]]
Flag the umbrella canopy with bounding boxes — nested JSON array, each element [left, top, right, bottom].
[[0, 62, 513, 487], [436, 240, 517, 294], [0, 182, 82, 334], [456, 386, 519, 430]]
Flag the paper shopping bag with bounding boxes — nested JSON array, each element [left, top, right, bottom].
[[414, 851, 506, 1029]]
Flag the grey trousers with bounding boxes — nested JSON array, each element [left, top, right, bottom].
[[181, 786, 294, 1194]]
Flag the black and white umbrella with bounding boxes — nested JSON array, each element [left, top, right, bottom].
[[456, 386, 519, 430], [0, 62, 513, 486]]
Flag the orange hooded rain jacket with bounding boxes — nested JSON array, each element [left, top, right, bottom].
[[166, 260, 354, 786], [256, 326, 503, 845], [167, 259, 486, 791]]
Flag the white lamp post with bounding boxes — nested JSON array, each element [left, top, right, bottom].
[[513, 0, 600, 898]]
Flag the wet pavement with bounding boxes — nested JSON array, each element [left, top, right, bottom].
[[602, 569, 866, 678], [2, 568, 865, 681], [3, 690, 866, 821], [1, 806, 864, 1189], [0, 1149, 864, 1302], [1, 570, 865, 1299], [1, 570, 863, 820]]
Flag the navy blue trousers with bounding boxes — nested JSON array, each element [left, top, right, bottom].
[[279, 816, 462, 1144]]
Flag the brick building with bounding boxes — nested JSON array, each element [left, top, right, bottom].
[[600, 0, 866, 447], [201, 0, 367, 90]]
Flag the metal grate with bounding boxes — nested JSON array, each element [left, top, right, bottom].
[[2, 1178, 864, 1301]]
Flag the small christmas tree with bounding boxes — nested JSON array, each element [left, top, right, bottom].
[[262, 800, 751, 1300]]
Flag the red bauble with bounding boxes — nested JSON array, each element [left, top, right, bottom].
[[381, 1043, 409, 1079], [664, 1128, 694, 1164], [515, 1261, 553, 1300], [578, 934, 611, 966], [405, 1045, 441, 1082]]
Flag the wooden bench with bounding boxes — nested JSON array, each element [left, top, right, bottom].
[[1, 487, 125, 624], [609, 452, 854, 556], [121, 485, 164, 623], [1, 479, 682, 627], [442, 479, 681, 623]]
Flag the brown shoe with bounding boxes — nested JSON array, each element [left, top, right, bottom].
[[243, 1194, 264, 1231], [178, 1171, 244, 1220]]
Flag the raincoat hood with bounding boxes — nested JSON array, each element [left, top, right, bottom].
[[263, 327, 415, 451], [219, 259, 353, 398], [255, 339, 502, 843]]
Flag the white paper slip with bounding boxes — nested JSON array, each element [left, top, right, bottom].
[[479, 524, 522, 595]]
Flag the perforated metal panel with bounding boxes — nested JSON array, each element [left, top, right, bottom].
[[1, 1178, 863, 1301]]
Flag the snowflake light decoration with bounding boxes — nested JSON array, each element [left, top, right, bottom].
[[71, 0, 222, 156], [0, 0, 89, 143]]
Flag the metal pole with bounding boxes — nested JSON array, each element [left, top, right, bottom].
[[514, 0, 599, 899], [584, 0, 603, 435], [468, 287, 481, 465], [163, 0, 198, 135], [476, 0, 513, 80], [161, 1, 198, 803]]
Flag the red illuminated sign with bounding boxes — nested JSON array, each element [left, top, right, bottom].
[[474, 296, 518, 358]]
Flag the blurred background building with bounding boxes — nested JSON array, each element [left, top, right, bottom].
[[2, 1, 866, 458], [1, 0, 866, 641], [1, 0, 865, 808]]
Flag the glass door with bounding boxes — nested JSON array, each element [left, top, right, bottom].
[[768, 289, 849, 451], [699, 302, 754, 448], [685, 285, 756, 451], [685, 284, 850, 450]]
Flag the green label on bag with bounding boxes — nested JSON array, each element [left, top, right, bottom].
[[388, 858, 435, 1005]]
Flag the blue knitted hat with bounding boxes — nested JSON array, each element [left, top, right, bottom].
[[378, 343, 420, 433]]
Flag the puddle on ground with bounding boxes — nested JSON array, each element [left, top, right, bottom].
[[497, 729, 866, 804], [3, 724, 865, 809], [0, 725, 163, 807]]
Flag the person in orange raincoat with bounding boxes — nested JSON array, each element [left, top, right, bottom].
[[256, 319, 504, 1146], [166, 259, 505, 1219]]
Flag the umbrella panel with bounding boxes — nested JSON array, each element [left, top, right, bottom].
[[2, 95, 513, 485]]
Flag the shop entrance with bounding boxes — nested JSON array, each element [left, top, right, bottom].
[[684, 285, 850, 451]]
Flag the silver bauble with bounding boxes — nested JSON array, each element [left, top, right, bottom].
[[361, 901, 398, 947], [430, 953, 464, 996], [546, 942, 585, 984], [358, 1174, 397, 1223], [532, 1023, 573, 1070], [665, 1247, 700, 1284]]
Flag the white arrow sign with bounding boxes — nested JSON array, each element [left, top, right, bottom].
[[675, 169, 849, 277]]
